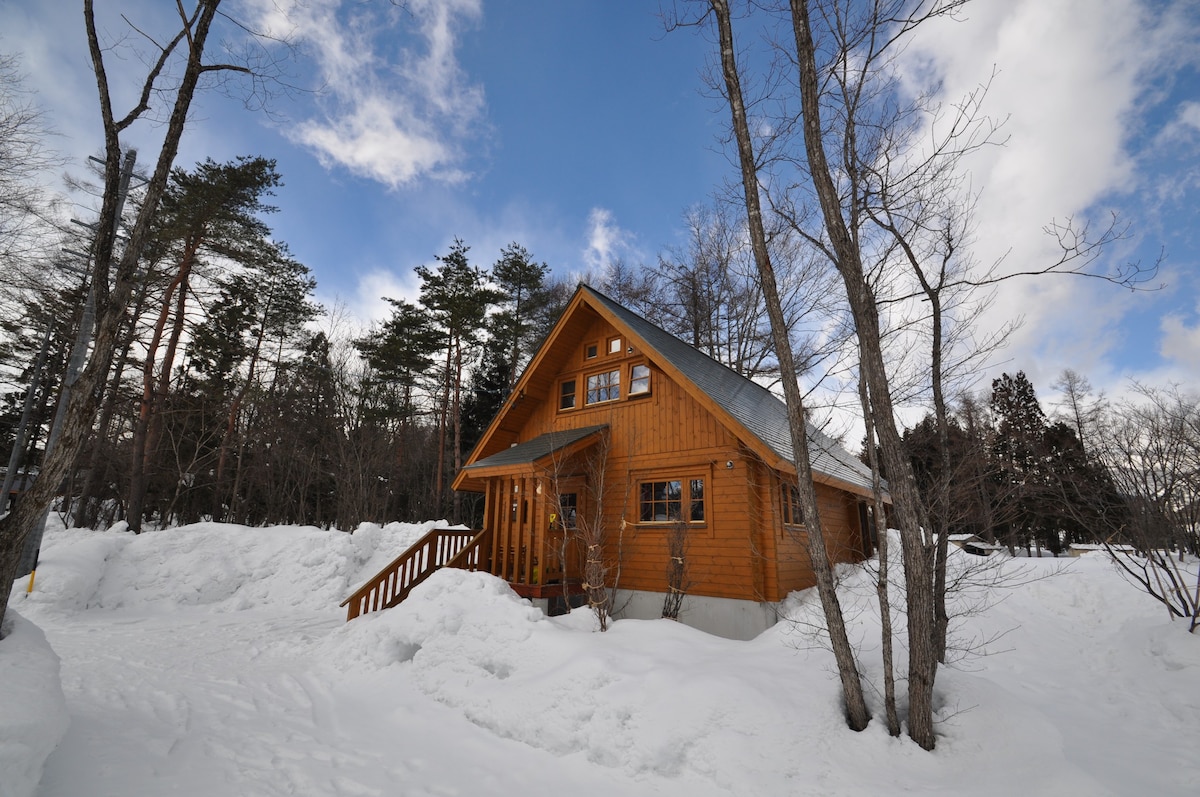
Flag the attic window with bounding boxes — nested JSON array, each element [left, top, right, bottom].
[[585, 343, 598, 360], [607, 336, 623, 354], [629, 364, 651, 396], [559, 379, 577, 410]]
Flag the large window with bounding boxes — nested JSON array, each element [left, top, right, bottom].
[[639, 478, 705, 523], [586, 369, 620, 404]]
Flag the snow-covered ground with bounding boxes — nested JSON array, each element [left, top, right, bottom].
[[4, 519, 1199, 796]]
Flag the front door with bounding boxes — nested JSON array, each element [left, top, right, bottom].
[[543, 478, 585, 586]]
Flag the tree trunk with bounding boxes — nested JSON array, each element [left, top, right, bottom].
[[860, 372, 900, 736], [787, 0, 938, 749], [75, 280, 149, 529], [709, 0, 871, 732], [451, 337, 464, 525], [0, 0, 223, 635], [215, 313, 268, 521], [434, 340, 452, 514], [129, 255, 193, 531]]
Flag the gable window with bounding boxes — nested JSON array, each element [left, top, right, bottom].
[[585, 343, 598, 360], [608, 336, 623, 354], [639, 478, 705, 524], [782, 483, 805, 527], [586, 369, 620, 404], [629, 363, 651, 396], [559, 379, 577, 410]]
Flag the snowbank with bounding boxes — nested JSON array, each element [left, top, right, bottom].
[[317, 543, 1200, 795], [2, 519, 449, 796], [6, 522, 1199, 796], [0, 610, 69, 797], [11, 520, 451, 615]]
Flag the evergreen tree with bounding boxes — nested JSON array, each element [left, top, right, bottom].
[[460, 333, 511, 464], [989, 372, 1057, 554], [416, 240, 501, 520], [491, 243, 553, 389], [126, 156, 283, 531], [903, 411, 988, 541], [355, 298, 440, 425], [209, 243, 320, 522]]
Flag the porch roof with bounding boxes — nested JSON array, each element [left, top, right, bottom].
[[458, 424, 608, 482]]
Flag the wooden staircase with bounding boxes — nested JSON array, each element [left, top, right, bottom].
[[340, 528, 491, 621]]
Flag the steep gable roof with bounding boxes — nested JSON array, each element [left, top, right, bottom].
[[580, 287, 877, 497]]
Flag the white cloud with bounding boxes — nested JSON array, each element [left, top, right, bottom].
[[344, 269, 422, 327], [899, 0, 1198, 395], [1160, 306, 1200, 374], [583, 207, 638, 272], [249, 0, 485, 189]]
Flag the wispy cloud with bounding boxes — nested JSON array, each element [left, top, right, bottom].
[[1159, 289, 1200, 374], [250, 0, 485, 189], [583, 207, 638, 272]]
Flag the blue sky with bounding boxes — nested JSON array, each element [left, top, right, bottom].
[[2, 0, 1198, 412]]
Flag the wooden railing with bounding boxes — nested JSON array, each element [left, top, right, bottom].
[[340, 528, 490, 622]]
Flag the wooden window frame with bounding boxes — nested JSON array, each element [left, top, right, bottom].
[[781, 481, 806, 529], [585, 368, 621, 405], [558, 378, 577, 411], [636, 474, 707, 526], [584, 341, 599, 360], [607, 335, 623, 355], [628, 362, 651, 397]]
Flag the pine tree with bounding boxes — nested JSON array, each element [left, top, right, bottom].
[[126, 156, 283, 531], [460, 333, 511, 469], [491, 243, 553, 390], [415, 240, 501, 519], [355, 298, 440, 424]]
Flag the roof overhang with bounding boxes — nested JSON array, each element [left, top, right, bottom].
[[452, 425, 608, 492]]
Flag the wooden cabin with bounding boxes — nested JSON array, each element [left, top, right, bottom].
[[447, 285, 880, 639]]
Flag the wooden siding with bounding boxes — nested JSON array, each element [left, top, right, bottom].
[[773, 477, 868, 602], [463, 309, 869, 606]]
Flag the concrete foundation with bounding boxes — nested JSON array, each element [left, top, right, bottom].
[[610, 589, 781, 641]]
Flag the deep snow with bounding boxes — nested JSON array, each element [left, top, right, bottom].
[[5, 519, 1200, 796]]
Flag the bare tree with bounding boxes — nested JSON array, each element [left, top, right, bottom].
[[857, 370, 900, 735], [1051, 369, 1108, 458], [661, 518, 692, 620], [0, 52, 63, 279], [0, 0, 291, 633], [574, 433, 617, 630], [1092, 383, 1200, 630], [685, 0, 872, 732]]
